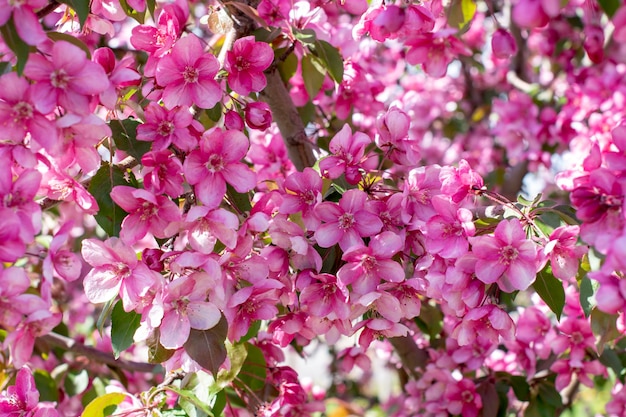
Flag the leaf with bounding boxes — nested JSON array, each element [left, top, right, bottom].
[[118, 0, 145, 23], [277, 49, 298, 84], [311, 40, 344, 84], [167, 386, 215, 417], [88, 163, 130, 237], [96, 298, 116, 336], [81, 393, 127, 417], [110, 300, 141, 359], [599, 348, 625, 381], [64, 369, 89, 396], [237, 343, 267, 391], [34, 370, 59, 402], [183, 315, 228, 375], [293, 28, 317, 46], [216, 343, 248, 389], [476, 382, 499, 417], [226, 183, 252, 213], [447, 0, 477, 31], [0, 19, 31, 75], [578, 274, 597, 318], [301, 54, 326, 99], [59, 0, 91, 28], [147, 328, 177, 363], [109, 119, 151, 161], [598, 0, 620, 17], [47, 32, 92, 59], [146, 0, 156, 18], [532, 267, 565, 320], [509, 375, 530, 401], [591, 308, 621, 354]]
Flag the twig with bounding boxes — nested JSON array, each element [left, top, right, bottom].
[[37, 0, 61, 19], [389, 336, 428, 379], [40, 332, 159, 373]]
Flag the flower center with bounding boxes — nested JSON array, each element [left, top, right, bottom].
[[205, 154, 224, 173], [300, 190, 316, 206], [183, 66, 199, 83], [338, 212, 355, 229], [140, 201, 159, 220], [499, 245, 518, 264], [235, 56, 249, 72], [362, 255, 377, 271], [13, 102, 33, 121], [157, 120, 175, 137], [51, 69, 70, 89]]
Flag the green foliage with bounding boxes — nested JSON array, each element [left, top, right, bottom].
[[88, 163, 132, 237], [81, 392, 127, 417], [0, 19, 30, 75], [34, 370, 59, 402], [59, 0, 91, 28], [302, 54, 326, 99], [447, 0, 477, 32], [598, 0, 621, 17], [118, 0, 146, 23], [590, 308, 621, 354], [147, 328, 177, 363], [533, 267, 566, 320], [110, 300, 142, 358], [109, 119, 151, 161], [183, 316, 228, 375], [309, 40, 344, 84], [64, 369, 90, 397]]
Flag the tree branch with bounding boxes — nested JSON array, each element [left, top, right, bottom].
[[37, 0, 61, 19], [39, 332, 159, 373], [389, 336, 428, 379]]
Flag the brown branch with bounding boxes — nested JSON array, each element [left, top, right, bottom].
[[37, 0, 61, 19], [39, 332, 159, 373], [389, 336, 428, 379]]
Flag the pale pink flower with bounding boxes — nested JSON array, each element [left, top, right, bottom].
[[110, 186, 181, 244], [152, 273, 221, 349], [405, 30, 471, 78], [55, 114, 111, 174], [183, 128, 256, 209], [279, 168, 323, 230], [299, 273, 350, 320], [5, 309, 61, 367], [185, 206, 240, 253], [155, 34, 222, 109], [225, 36, 274, 96], [24, 41, 110, 115], [319, 124, 377, 185], [81, 238, 160, 311], [544, 225, 586, 281], [470, 218, 539, 292], [314, 189, 383, 251], [0, 72, 58, 152], [452, 304, 515, 346], [43, 221, 82, 284], [355, 318, 409, 348]]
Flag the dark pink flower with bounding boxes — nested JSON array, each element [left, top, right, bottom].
[[225, 36, 274, 96], [470, 218, 539, 292], [245, 102, 273, 130], [491, 28, 517, 59], [137, 103, 197, 151], [141, 150, 185, 198], [155, 34, 222, 109], [183, 128, 256, 209], [279, 168, 322, 230], [319, 124, 377, 185], [0, 367, 39, 414]]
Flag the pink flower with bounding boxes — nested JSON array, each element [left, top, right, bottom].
[[314, 189, 383, 251], [0, 72, 58, 152], [152, 273, 222, 349], [337, 231, 405, 295], [185, 206, 240, 253], [183, 128, 256, 209], [405, 30, 471, 78], [319, 124, 377, 185], [279, 168, 323, 230], [137, 103, 197, 151], [470, 218, 539, 292], [299, 273, 351, 320], [141, 150, 185, 198], [355, 318, 409, 348], [24, 41, 110, 115], [93, 47, 141, 109], [81, 238, 160, 311], [43, 221, 82, 284], [245, 102, 273, 130], [0, 367, 40, 414], [452, 305, 515, 346], [155, 34, 222, 109], [0, 0, 47, 45], [110, 186, 181, 244], [225, 36, 274, 96], [544, 226, 586, 281], [491, 28, 517, 59]]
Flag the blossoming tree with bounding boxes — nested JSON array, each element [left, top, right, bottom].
[[0, 0, 625, 416]]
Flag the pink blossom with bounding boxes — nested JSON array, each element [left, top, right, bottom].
[[185, 206, 240, 253], [24, 41, 110, 115], [155, 34, 222, 109], [319, 124, 377, 185], [405, 30, 471, 78], [225, 36, 274, 96], [314, 189, 383, 251], [245, 102, 273, 130], [544, 225, 586, 281], [491, 28, 517, 59], [279, 168, 322, 230], [183, 128, 256, 209], [424, 195, 474, 259], [93, 47, 141, 109], [55, 114, 111, 174], [470, 218, 539, 292], [452, 304, 515, 346], [137, 103, 197, 151], [5, 309, 61, 367], [43, 221, 82, 284], [375, 106, 420, 165], [141, 150, 185, 198], [337, 231, 404, 295], [355, 318, 409, 348], [299, 273, 350, 320], [0, 72, 58, 152], [110, 186, 181, 244], [0, 367, 40, 415], [152, 273, 222, 349], [0, 0, 47, 45], [81, 238, 160, 311]]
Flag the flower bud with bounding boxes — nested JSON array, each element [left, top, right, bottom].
[[491, 29, 517, 59], [245, 102, 272, 130], [224, 110, 244, 130], [142, 248, 164, 272]]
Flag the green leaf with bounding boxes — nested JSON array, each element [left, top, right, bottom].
[[146, 0, 156, 18], [111, 300, 141, 359], [147, 328, 177, 363], [216, 343, 248, 389], [226, 183, 252, 213], [88, 163, 131, 237], [447, 0, 477, 31], [109, 119, 151, 161], [599, 348, 625, 381], [0, 19, 31, 75], [509, 375, 531, 401], [47, 32, 92, 59], [277, 49, 298, 84], [118, 0, 145, 23], [34, 370, 59, 402], [81, 393, 127, 417], [293, 28, 317, 46], [311, 40, 344, 84], [533, 267, 565, 320], [183, 315, 228, 374], [301, 54, 326, 99], [96, 298, 116, 336], [598, 0, 620, 17], [167, 386, 215, 416], [579, 274, 597, 318], [591, 308, 621, 354], [237, 343, 267, 391], [64, 369, 89, 396], [59, 0, 91, 28]]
